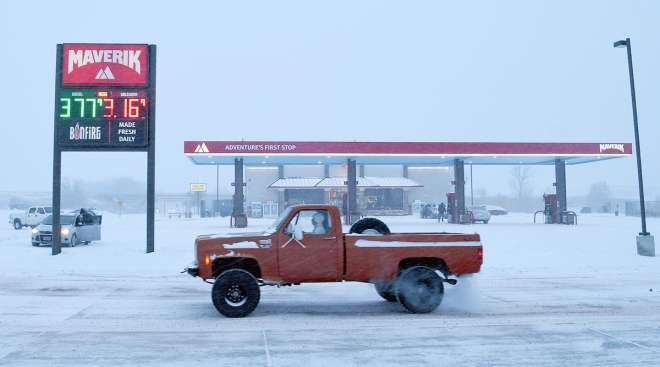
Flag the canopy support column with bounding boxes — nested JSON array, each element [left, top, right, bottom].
[[231, 158, 247, 227], [555, 159, 567, 221], [453, 159, 466, 223], [346, 159, 359, 224]]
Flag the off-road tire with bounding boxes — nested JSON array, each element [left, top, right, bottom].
[[395, 266, 444, 314], [32, 242, 39, 247], [374, 282, 398, 302], [349, 218, 391, 235], [13, 220, 22, 230], [212, 269, 260, 318], [70, 234, 78, 247]]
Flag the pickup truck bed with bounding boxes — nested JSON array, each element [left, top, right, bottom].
[[344, 233, 482, 282]]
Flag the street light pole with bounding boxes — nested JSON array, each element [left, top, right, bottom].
[[614, 37, 655, 256]]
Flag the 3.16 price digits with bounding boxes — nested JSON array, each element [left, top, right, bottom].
[[59, 97, 146, 119]]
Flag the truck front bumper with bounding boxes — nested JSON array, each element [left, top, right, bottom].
[[183, 262, 199, 277], [186, 267, 199, 277]]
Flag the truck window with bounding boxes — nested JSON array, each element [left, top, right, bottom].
[[28, 208, 36, 214], [285, 210, 332, 235], [37, 208, 45, 215]]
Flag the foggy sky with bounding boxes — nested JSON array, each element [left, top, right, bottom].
[[1, 1, 658, 199]]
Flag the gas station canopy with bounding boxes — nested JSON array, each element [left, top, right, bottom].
[[184, 141, 632, 166]]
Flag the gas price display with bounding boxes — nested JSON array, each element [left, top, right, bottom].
[[57, 90, 148, 147]]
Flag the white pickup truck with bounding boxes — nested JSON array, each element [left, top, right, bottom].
[[9, 206, 52, 229]]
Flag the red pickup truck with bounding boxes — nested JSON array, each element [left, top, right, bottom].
[[185, 204, 482, 317]]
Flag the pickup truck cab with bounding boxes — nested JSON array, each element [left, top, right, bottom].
[[186, 204, 483, 317], [9, 206, 52, 229]]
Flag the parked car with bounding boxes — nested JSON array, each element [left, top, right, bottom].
[[485, 205, 508, 216], [468, 205, 491, 223], [185, 204, 483, 317], [9, 206, 52, 229], [31, 209, 102, 247], [167, 208, 185, 219]]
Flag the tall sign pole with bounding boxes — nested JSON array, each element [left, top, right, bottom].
[[146, 45, 157, 253], [52, 45, 64, 255], [52, 43, 157, 255]]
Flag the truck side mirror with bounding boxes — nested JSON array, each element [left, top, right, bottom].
[[293, 226, 304, 241]]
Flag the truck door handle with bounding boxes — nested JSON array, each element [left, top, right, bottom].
[[323, 237, 337, 240]]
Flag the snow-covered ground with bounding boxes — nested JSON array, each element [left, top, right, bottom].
[[1, 211, 659, 366]]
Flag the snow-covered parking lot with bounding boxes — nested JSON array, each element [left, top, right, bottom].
[[1, 211, 659, 366]]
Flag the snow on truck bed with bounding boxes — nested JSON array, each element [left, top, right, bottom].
[[0, 210, 659, 366]]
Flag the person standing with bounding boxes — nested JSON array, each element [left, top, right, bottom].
[[438, 202, 446, 222]]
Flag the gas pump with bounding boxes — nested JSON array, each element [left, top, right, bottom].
[[447, 192, 458, 224], [543, 194, 558, 224], [534, 193, 577, 224]]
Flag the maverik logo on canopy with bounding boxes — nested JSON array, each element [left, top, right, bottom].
[[62, 44, 148, 86], [599, 143, 625, 153]]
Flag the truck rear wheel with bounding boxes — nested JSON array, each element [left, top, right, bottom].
[[13, 219, 22, 230], [349, 218, 390, 235], [212, 269, 260, 318], [395, 266, 444, 313], [374, 282, 397, 302]]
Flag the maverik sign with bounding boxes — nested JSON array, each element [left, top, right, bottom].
[[56, 44, 153, 149], [52, 43, 157, 255], [62, 44, 148, 85]]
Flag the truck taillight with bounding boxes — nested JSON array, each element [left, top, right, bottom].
[[204, 255, 210, 266], [477, 248, 483, 260]]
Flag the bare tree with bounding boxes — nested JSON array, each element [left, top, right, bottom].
[[509, 166, 533, 199]]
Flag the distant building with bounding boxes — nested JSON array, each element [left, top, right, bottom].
[[245, 164, 451, 216]]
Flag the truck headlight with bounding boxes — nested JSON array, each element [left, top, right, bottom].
[[31, 228, 39, 234], [61, 228, 69, 236]]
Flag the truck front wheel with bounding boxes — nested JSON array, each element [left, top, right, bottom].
[[374, 282, 398, 302], [212, 269, 260, 318], [395, 266, 444, 313], [13, 219, 22, 230]]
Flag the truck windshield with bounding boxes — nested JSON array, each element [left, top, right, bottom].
[[265, 207, 293, 233], [41, 215, 76, 225]]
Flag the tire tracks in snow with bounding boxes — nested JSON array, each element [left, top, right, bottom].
[[586, 327, 659, 354]]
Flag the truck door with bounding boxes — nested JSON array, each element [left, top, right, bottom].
[[26, 207, 37, 225], [277, 209, 340, 282]]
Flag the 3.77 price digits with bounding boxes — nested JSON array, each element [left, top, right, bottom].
[[59, 97, 146, 119]]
